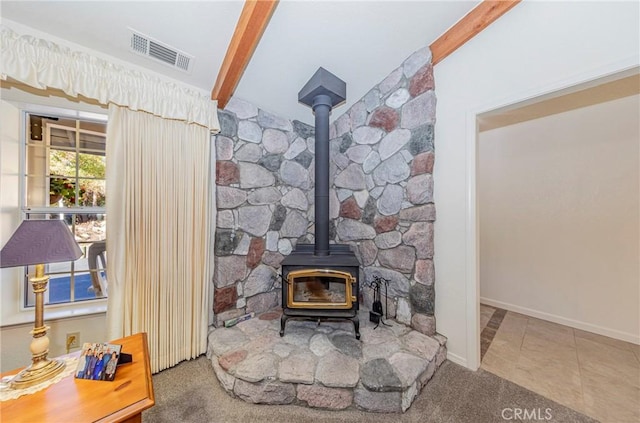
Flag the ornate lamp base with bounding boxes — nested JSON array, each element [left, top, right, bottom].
[[9, 264, 67, 389], [10, 358, 66, 389]]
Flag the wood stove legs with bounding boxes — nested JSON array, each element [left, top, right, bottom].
[[279, 314, 288, 337], [279, 314, 360, 340], [353, 316, 360, 340]]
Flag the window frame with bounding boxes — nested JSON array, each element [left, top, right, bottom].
[[19, 106, 109, 312]]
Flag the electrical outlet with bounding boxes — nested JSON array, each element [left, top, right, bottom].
[[66, 332, 80, 350]]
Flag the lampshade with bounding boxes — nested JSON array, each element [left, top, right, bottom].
[[0, 220, 82, 268]]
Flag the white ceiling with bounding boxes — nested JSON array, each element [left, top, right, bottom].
[[1, 1, 479, 125]]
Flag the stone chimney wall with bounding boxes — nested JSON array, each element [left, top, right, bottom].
[[212, 46, 436, 334], [327, 46, 436, 334], [213, 105, 316, 326]]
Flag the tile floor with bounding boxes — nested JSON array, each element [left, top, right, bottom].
[[480, 304, 640, 423]]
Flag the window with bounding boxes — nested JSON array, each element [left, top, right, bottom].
[[22, 111, 107, 307]]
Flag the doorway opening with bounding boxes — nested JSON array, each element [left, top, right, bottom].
[[475, 69, 639, 421]]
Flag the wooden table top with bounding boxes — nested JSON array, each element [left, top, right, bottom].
[[0, 332, 155, 423]]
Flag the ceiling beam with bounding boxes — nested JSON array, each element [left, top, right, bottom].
[[211, 0, 278, 109], [430, 0, 521, 66]]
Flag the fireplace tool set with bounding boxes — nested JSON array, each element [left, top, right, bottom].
[[369, 276, 391, 329]]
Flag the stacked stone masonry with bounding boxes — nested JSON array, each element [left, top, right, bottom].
[[207, 310, 447, 413], [214, 46, 437, 336]]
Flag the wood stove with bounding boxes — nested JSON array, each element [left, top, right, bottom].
[[280, 68, 361, 339], [281, 245, 360, 338]]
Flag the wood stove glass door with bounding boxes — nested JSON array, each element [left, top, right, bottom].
[[287, 269, 355, 309]]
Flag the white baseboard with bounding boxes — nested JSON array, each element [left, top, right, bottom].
[[480, 297, 640, 345], [446, 351, 467, 368]]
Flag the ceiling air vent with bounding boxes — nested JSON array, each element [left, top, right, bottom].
[[129, 29, 193, 73]]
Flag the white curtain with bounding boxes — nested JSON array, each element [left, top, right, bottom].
[[0, 26, 219, 131], [106, 104, 212, 372]]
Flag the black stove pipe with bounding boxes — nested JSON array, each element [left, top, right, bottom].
[[298, 67, 346, 257], [312, 94, 332, 256]]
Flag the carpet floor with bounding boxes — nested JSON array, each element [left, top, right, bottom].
[[142, 356, 597, 423]]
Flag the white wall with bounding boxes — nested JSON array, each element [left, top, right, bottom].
[[479, 94, 639, 342], [434, 1, 639, 369], [1, 314, 106, 371]]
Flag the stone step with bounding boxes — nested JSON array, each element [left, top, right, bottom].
[[207, 308, 447, 413]]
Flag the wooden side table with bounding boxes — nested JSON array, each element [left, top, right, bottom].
[[0, 332, 155, 423]]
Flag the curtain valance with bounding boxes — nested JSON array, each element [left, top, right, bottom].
[[1, 27, 220, 132]]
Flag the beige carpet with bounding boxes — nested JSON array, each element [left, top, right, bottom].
[[142, 356, 597, 423]]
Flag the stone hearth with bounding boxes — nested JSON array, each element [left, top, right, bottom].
[[207, 309, 447, 413]]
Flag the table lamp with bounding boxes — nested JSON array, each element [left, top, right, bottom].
[[0, 219, 82, 389]]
